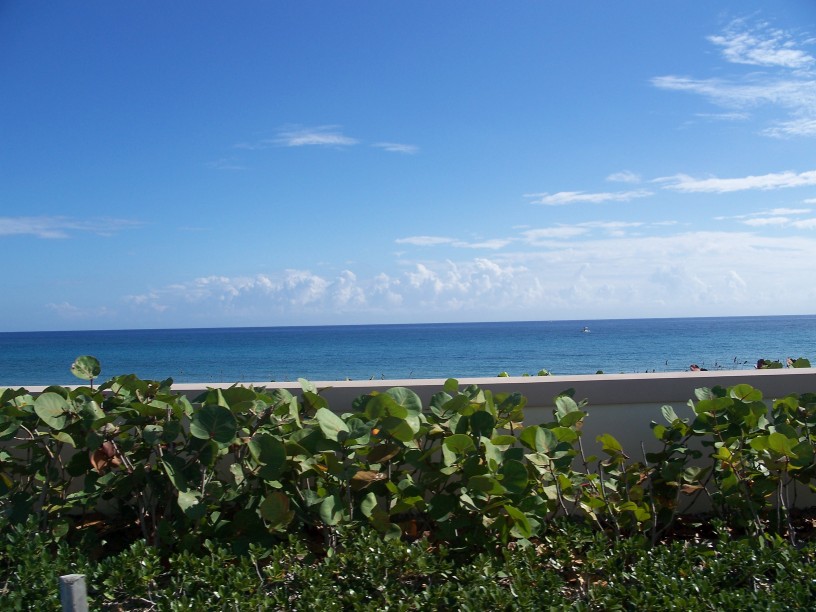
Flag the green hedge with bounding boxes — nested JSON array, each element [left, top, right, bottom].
[[2, 356, 816, 555], [4, 517, 816, 609]]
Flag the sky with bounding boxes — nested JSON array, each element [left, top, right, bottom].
[[2, 1, 816, 332]]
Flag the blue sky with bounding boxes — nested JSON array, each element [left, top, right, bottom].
[[3, 2, 816, 331]]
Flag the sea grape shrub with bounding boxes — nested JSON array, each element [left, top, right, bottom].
[[652, 384, 816, 541], [2, 356, 816, 552]]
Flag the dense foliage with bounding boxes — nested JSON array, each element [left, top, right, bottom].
[[4, 515, 816, 610], [3, 356, 816, 607]]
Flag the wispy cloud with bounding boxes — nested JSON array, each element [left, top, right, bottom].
[[47, 302, 113, 319], [0, 216, 142, 239], [525, 189, 652, 205], [372, 142, 419, 154], [521, 221, 646, 244], [402, 221, 653, 252], [456, 239, 512, 249], [275, 125, 359, 147], [206, 158, 245, 171], [762, 207, 812, 215], [652, 19, 816, 137], [657, 169, 816, 193], [716, 206, 816, 229], [521, 227, 590, 242], [792, 218, 816, 229], [395, 235, 510, 249], [396, 236, 455, 246], [233, 127, 421, 155], [742, 216, 792, 227], [708, 19, 814, 69], [694, 111, 751, 122], [652, 75, 816, 112], [743, 215, 816, 229], [234, 125, 360, 150], [606, 171, 641, 184]]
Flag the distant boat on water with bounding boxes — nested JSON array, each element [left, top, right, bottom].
[[581, 326, 591, 333]]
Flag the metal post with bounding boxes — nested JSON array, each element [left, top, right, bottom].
[[59, 574, 88, 612]]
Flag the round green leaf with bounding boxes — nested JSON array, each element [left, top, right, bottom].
[[315, 407, 349, 442], [70, 355, 101, 381], [249, 432, 286, 465], [319, 494, 344, 526], [0, 417, 19, 440], [190, 404, 237, 444], [381, 415, 418, 443], [499, 459, 529, 494], [385, 387, 422, 415], [767, 432, 798, 457], [443, 433, 476, 455], [468, 474, 506, 495], [520, 425, 557, 453], [470, 411, 495, 438], [34, 392, 71, 430], [177, 490, 206, 520], [360, 492, 378, 518], [505, 504, 533, 539], [248, 432, 286, 480], [597, 433, 623, 454], [730, 384, 763, 403]]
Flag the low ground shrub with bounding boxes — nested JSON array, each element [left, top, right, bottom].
[[3, 517, 816, 609]]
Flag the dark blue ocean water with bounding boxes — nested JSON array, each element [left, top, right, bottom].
[[1, 316, 814, 386]]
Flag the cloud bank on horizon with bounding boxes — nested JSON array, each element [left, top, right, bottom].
[[2, 3, 816, 331]]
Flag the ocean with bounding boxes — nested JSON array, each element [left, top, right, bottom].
[[1, 315, 814, 387]]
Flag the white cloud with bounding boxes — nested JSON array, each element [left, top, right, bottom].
[[652, 75, 816, 113], [694, 112, 751, 121], [653, 20, 816, 137], [117, 227, 816, 324], [606, 171, 641, 184], [454, 239, 512, 250], [718, 206, 816, 229], [742, 216, 791, 227], [522, 222, 650, 245], [396, 236, 455, 246], [765, 116, 816, 138], [372, 142, 419, 154], [332, 270, 366, 307], [0, 216, 142, 239], [275, 125, 358, 147], [582, 221, 644, 231], [407, 263, 446, 294], [371, 273, 403, 306], [47, 302, 113, 319], [395, 235, 511, 249], [235, 128, 422, 154], [522, 227, 590, 242], [766, 207, 812, 215], [525, 189, 652, 205], [708, 20, 814, 69], [657, 169, 816, 193]]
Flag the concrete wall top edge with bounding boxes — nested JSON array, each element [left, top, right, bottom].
[[11, 369, 816, 409]]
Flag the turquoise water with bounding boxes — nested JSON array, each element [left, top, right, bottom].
[[1, 316, 814, 386]]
